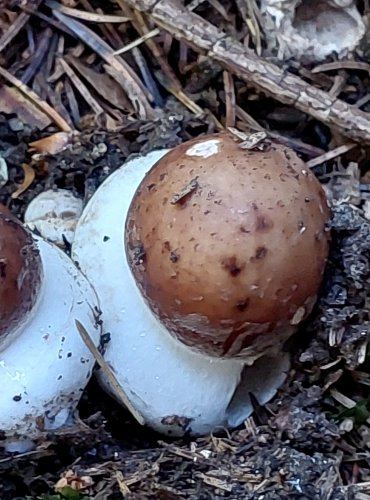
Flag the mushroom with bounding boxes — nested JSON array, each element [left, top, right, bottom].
[[0, 204, 101, 452], [24, 188, 83, 248], [260, 0, 365, 62], [72, 133, 330, 436]]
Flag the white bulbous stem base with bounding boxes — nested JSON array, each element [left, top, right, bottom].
[[0, 237, 101, 452], [72, 150, 290, 436]]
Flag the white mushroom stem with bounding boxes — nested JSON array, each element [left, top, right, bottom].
[[72, 151, 290, 436], [0, 237, 101, 452]]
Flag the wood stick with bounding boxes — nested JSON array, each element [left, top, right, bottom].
[[126, 0, 370, 145]]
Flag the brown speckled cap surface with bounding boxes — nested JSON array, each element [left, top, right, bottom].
[[125, 133, 331, 359], [0, 204, 42, 341]]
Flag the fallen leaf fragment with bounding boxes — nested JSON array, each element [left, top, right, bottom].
[[0, 85, 51, 130], [29, 132, 73, 155], [11, 164, 35, 199], [55, 469, 93, 492]]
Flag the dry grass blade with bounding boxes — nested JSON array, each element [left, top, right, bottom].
[[67, 56, 131, 111], [113, 28, 160, 55], [306, 144, 357, 168], [312, 61, 370, 76], [45, 0, 130, 23], [51, 9, 154, 119], [75, 319, 145, 426], [0, 66, 72, 131], [245, 0, 262, 55], [223, 71, 235, 128], [0, 0, 43, 52], [115, 1, 187, 103], [58, 58, 105, 115]]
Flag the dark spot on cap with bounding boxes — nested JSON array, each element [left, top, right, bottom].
[[163, 241, 171, 252], [239, 226, 250, 234], [236, 298, 250, 312], [221, 256, 245, 277], [255, 215, 273, 232], [103, 235, 110, 242], [254, 246, 267, 260], [279, 173, 290, 182], [0, 261, 6, 279], [170, 251, 179, 263], [13, 394, 22, 402]]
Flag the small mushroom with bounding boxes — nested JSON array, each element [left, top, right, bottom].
[[260, 0, 365, 62], [24, 189, 83, 248], [72, 133, 330, 436], [0, 204, 101, 452]]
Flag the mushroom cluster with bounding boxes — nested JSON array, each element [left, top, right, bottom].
[[0, 205, 101, 452], [72, 132, 331, 436]]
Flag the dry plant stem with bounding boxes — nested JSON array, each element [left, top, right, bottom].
[[223, 71, 236, 128], [0, 66, 72, 132], [45, 0, 130, 23], [127, 0, 370, 145], [306, 144, 357, 169], [59, 58, 105, 115], [51, 9, 154, 119], [75, 320, 145, 426], [0, 0, 43, 52], [115, 1, 185, 96]]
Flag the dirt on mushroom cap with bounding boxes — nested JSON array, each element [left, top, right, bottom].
[[125, 133, 331, 359], [0, 204, 43, 341]]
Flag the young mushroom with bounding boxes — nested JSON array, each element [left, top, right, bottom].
[[260, 0, 365, 62], [0, 204, 101, 452], [24, 188, 83, 248], [72, 132, 330, 436]]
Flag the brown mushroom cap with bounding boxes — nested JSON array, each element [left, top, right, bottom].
[[125, 133, 330, 359], [0, 204, 42, 342]]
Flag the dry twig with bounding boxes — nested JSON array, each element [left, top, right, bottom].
[[125, 0, 370, 145]]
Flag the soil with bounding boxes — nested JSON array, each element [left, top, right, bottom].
[[1, 2, 370, 499]]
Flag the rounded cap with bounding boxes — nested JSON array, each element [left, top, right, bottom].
[[0, 204, 42, 341], [125, 133, 330, 359], [24, 189, 83, 247]]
